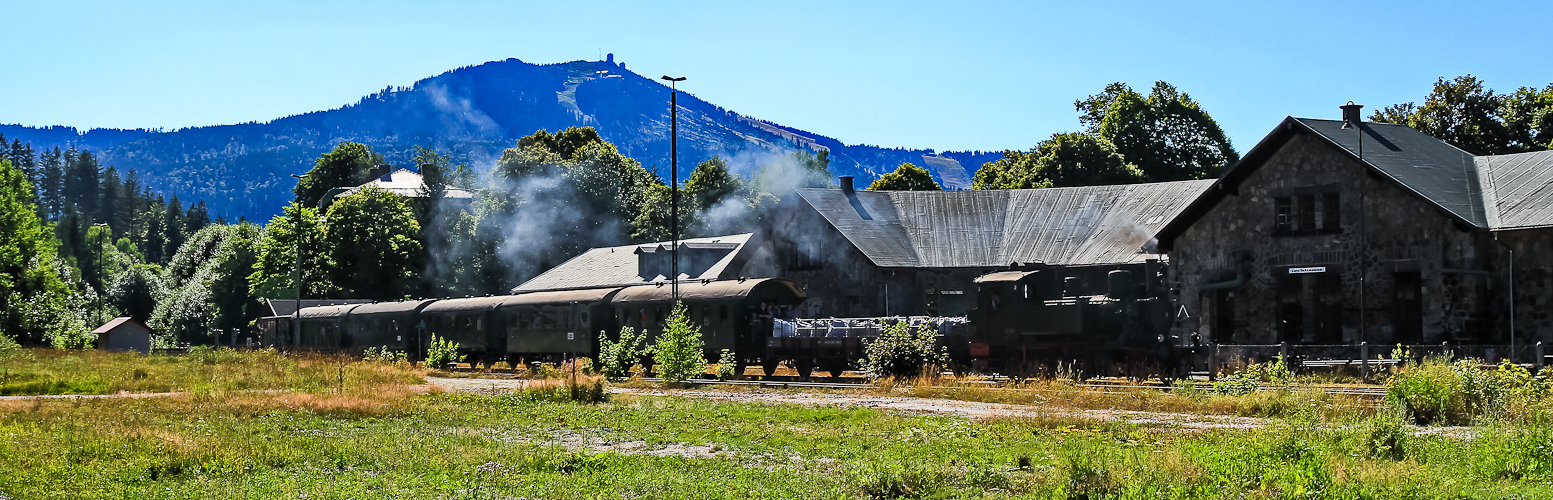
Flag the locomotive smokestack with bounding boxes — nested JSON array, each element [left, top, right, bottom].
[[839, 176, 854, 194]]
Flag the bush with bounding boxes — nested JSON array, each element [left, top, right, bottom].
[[598, 326, 647, 381], [426, 333, 463, 369], [363, 346, 408, 365], [47, 312, 95, 350], [860, 320, 947, 380], [716, 349, 737, 381], [1387, 355, 1506, 425], [651, 303, 705, 383]]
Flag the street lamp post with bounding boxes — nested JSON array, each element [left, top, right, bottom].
[[290, 173, 307, 348], [661, 75, 686, 304], [93, 222, 108, 327]]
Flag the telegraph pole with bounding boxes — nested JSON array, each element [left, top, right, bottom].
[[661, 75, 686, 304]]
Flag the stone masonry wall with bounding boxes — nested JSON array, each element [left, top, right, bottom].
[[1171, 132, 1501, 345]]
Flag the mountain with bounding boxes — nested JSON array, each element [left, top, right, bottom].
[[1, 57, 1002, 220]]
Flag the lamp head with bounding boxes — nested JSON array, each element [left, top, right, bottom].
[[660, 76, 686, 82]]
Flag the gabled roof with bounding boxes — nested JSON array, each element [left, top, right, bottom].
[[512, 233, 756, 292], [91, 317, 152, 335], [1156, 117, 1486, 250], [1156, 116, 1553, 250], [339, 168, 475, 199], [1297, 118, 1485, 227], [1476, 150, 1553, 231], [794, 180, 1213, 268]]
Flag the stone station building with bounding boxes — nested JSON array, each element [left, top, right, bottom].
[[1156, 104, 1553, 362]]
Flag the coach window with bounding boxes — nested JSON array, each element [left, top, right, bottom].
[[719, 305, 730, 326]]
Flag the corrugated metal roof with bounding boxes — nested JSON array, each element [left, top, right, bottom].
[[349, 299, 435, 315], [1476, 150, 1553, 230], [1296, 118, 1486, 227], [611, 278, 805, 303], [298, 304, 361, 319], [513, 233, 755, 292], [503, 288, 621, 306], [795, 180, 1212, 268], [265, 299, 373, 317]]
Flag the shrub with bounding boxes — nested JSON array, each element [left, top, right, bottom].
[[363, 346, 408, 365], [48, 314, 95, 350], [426, 333, 463, 369], [716, 349, 737, 381], [651, 303, 705, 383], [1387, 355, 1506, 425], [0, 333, 20, 358], [597, 326, 647, 381], [860, 320, 947, 380]]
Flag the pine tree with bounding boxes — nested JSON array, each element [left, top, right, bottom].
[[122, 170, 143, 242], [98, 166, 121, 233], [144, 196, 167, 265], [38, 147, 64, 220], [185, 199, 211, 234], [162, 196, 185, 262], [63, 147, 101, 216]]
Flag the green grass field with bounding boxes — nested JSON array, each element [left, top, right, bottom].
[[2, 349, 1552, 499]]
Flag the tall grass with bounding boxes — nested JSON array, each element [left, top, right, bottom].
[[1386, 354, 1553, 425], [0, 347, 423, 396]]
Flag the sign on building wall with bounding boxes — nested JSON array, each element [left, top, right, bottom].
[[1288, 266, 1327, 274]]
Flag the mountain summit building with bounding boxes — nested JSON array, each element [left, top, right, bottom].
[[1157, 104, 1553, 351]]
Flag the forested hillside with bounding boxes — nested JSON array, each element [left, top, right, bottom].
[[2, 57, 1001, 220]]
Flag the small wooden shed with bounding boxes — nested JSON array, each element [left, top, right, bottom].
[[92, 317, 153, 354]]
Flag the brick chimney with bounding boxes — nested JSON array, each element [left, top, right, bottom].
[[366, 165, 391, 183]]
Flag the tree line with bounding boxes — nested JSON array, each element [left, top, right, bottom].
[[1372, 75, 1553, 156], [0, 133, 219, 348]]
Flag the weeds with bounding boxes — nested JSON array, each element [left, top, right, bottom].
[[425, 333, 463, 369], [597, 326, 647, 381]]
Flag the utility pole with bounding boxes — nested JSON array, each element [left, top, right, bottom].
[[93, 222, 108, 326], [290, 173, 307, 347], [661, 75, 686, 304]]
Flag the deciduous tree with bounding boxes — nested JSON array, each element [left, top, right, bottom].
[[1087, 82, 1238, 181], [868, 162, 942, 191], [322, 186, 424, 300], [294, 142, 382, 209]]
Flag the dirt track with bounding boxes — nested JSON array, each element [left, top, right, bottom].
[[427, 377, 1269, 430]]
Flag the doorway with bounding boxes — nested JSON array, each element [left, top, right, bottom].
[[1277, 270, 1344, 343], [1392, 271, 1423, 343]]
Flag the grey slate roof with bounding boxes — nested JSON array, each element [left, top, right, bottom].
[[513, 233, 755, 292], [1296, 118, 1486, 227], [795, 180, 1213, 268], [1476, 150, 1553, 230], [1157, 116, 1553, 250]]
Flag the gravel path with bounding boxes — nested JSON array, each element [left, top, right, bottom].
[[426, 377, 1268, 430]]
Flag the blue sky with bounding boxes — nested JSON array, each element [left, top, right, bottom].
[[2, 0, 1550, 154]]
